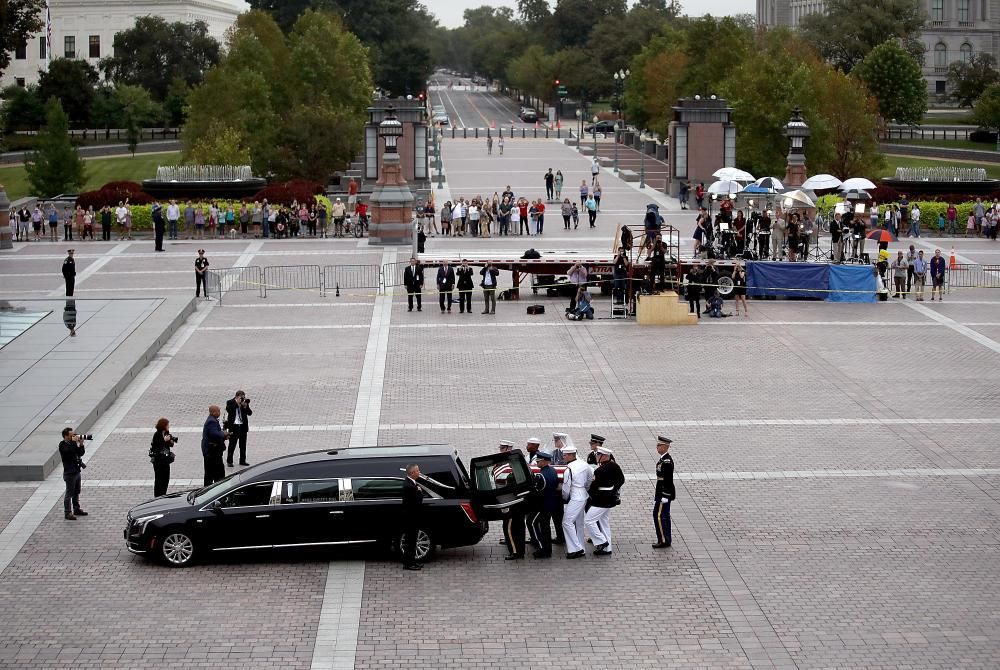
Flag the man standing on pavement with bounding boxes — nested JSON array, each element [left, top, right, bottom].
[[561, 444, 592, 559], [331, 198, 347, 237], [62, 249, 76, 296], [201, 405, 228, 485], [480, 261, 499, 314], [225, 390, 252, 467], [437, 260, 455, 312], [585, 446, 625, 556], [183, 201, 195, 240], [59, 427, 88, 520], [891, 250, 908, 298], [403, 257, 424, 312], [152, 202, 165, 251], [166, 200, 180, 240], [591, 157, 600, 185], [530, 451, 559, 559], [652, 436, 675, 548], [195, 249, 209, 298], [905, 245, 917, 296], [930, 248, 946, 301], [912, 250, 928, 301], [544, 168, 555, 201], [401, 464, 424, 570]]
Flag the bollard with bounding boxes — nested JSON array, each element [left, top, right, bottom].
[[336, 283, 340, 297]]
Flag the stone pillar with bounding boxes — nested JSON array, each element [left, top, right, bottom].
[[782, 107, 811, 189], [0, 186, 11, 250], [368, 151, 415, 246]]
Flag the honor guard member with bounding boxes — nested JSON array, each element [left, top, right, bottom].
[[585, 446, 625, 556], [195, 249, 210, 298], [525, 437, 542, 464], [652, 436, 675, 548], [497, 440, 526, 559], [560, 444, 593, 558], [530, 451, 559, 558], [551, 431, 572, 465], [586, 434, 605, 465], [62, 249, 76, 296]]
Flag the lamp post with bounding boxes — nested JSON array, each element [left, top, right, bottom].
[[368, 105, 414, 246], [639, 129, 646, 189], [612, 68, 629, 173], [435, 129, 444, 189], [592, 115, 599, 157], [576, 109, 583, 152]]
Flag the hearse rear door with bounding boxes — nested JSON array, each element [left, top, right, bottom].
[[468, 450, 536, 521]]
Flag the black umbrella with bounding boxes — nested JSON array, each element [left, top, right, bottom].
[[841, 188, 870, 201]]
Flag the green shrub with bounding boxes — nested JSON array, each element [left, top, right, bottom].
[[124, 196, 328, 230]]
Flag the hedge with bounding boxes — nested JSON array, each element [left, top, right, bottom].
[[814, 193, 979, 229]]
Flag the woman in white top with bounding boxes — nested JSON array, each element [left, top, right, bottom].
[[468, 203, 480, 237]]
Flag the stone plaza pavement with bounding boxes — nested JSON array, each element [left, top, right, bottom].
[[0, 137, 999, 669]]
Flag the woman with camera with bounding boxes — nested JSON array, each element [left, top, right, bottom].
[[150, 418, 176, 497]]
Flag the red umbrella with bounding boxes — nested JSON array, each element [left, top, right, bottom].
[[866, 229, 897, 243]]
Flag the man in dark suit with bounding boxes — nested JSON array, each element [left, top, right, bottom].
[[152, 202, 165, 252], [225, 390, 253, 467], [201, 405, 228, 486], [456, 260, 475, 313], [401, 463, 424, 570], [436, 260, 455, 312], [480, 262, 499, 314], [403, 257, 424, 312]]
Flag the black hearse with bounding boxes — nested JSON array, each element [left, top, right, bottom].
[[124, 445, 534, 567]]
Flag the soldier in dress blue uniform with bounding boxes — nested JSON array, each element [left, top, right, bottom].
[[652, 435, 675, 548], [529, 451, 560, 559]]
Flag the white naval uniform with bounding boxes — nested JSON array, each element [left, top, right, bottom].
[[561, 459, 593, 553], [585, 496, 613, 550]]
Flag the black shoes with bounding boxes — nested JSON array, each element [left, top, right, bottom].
[[593, 549, 612, 556], [552, 538, 565, 545], [239, 462, 250, 466], [532, 551, 551, 559], [65, 513, 76, 520], [566, 550, 585, 559], [594, 542, 609, 552], [403, 564, 422, 571], [505, 554, 524, 561], [73, 509, 89, 516], [652, 542, 671, 549]]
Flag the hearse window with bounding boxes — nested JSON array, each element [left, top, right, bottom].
[[218, 482, 273, 508], [351, 478, 403, 500], [285, 480, 340, 504]]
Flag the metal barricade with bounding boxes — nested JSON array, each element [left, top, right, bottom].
[[263, 265, 322, 294], [947, 264, 1000, 289], [382, 262, 408, 289], [206, 266, 265, 305], [323, 264, 380, 294]]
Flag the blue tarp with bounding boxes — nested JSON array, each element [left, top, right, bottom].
[[747, 261, 829, 299], [828, 264, 878, 303]]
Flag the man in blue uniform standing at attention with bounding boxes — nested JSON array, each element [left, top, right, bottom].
[[652, 435, 675, 548]]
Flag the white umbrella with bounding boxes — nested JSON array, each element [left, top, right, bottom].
[[780, 189, 815, 209], [713, 167, 755, 182], [754, 176, 785, 191], [841, 177, 876, 191], [802, 174, 843, 190], [707, 180, 743, 197]]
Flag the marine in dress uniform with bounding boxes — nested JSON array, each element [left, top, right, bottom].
[[497, 440, 526, 558], [586, 434, 605, 465], [585, 446, 625, 556], [529, 451, 560, 558], [652, 436, 675, 548], [560, 446, 593, 558]]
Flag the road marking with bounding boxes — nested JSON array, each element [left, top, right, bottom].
[[47, 240, 131, 296], [439, 86, 466, 128], [905, 300, 1000, 354], [350, 249, 396, 448], [310, 561, 365, 670]]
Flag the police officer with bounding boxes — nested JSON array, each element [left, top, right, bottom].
[[530, 451, 559, 558], [586, 434, 605, 465], [195, 249, 210, 298], [585, 446, 625, 556], [62, 249, 76, 296], [652, 435, 675, 548], [561, 445, 592, 558]]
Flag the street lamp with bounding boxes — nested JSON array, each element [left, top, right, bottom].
[[612, 68, 629, 173], [639, 129, 646, 189], [379, 107, 403, 154], [435, 128, 445, 189], [592, 115, 599, 157], [575, 109, 583, 152]]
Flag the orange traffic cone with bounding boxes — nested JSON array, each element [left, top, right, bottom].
[[949, 246, 958, 269], [556, 119, 561, 129], [534, 121, 539, 130], [490, 119, 495, 129]]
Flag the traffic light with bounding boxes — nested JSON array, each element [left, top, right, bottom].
[[554, 79, 560, 86], [418, 92, 425, 101]]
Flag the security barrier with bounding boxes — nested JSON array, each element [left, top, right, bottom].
[[323, 264, 380, 294], [382, 262, 408, 289], [448, 127, 570, 140], [205, 266, 265, 304], [263, 265, 322, 294], [947, 264, 1000, 290]]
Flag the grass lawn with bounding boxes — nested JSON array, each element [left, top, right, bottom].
[[0, 151, 180, 201], [887, 138, 996, 151], [881, 154, 1000, 180]]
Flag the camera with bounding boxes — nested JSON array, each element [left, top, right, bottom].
[[78, 434, 93, 441], [171, 435, 179, 443]]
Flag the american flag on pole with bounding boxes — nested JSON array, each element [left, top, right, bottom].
[[45, 0, 52, 67]]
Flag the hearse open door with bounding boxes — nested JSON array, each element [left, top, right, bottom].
[[468, 449, 536, 520]]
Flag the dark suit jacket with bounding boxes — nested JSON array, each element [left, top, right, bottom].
[[456, 266, 475, 290], [436, 266, 455, 290], [225, 398, 253, 432], [201, 416, 226, 457], [403, 264, 424, 290], [402, 477, 423, 524]]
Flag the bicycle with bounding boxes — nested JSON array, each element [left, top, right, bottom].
[[352, 214, 369, 238]]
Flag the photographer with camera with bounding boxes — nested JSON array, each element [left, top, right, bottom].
[[202, 405, 229, 486], [225, 390, 252, 468], [59, 427, 89, 520], [149, 418, 177, 497]]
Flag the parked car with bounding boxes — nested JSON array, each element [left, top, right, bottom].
[[432, 112, 450, 126], [520, 108, 538, 122], [584, 120, 620, 135], [124, 445, 535, 567]]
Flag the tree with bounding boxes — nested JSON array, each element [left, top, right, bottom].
[[947, 53, 1000, 107], [854, 39, 927, 125], [113, 85, 162, 154], [813, 67, 884, 178], [25, 98, 85, 197], [971, 84, 1000, 137], [36, 58, 99, 127], [550, 0, 627, 49], [99, 16, 220, 101], [0, 0, 45, 76], [799, 0, 925, 73], [517, 0, 550, 26], [247, 0, 318, 32], [187, 122, 251, 165], [184, 10, 372, 181], [163, 77, 190, 127], [1, 84, 44, 133]]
